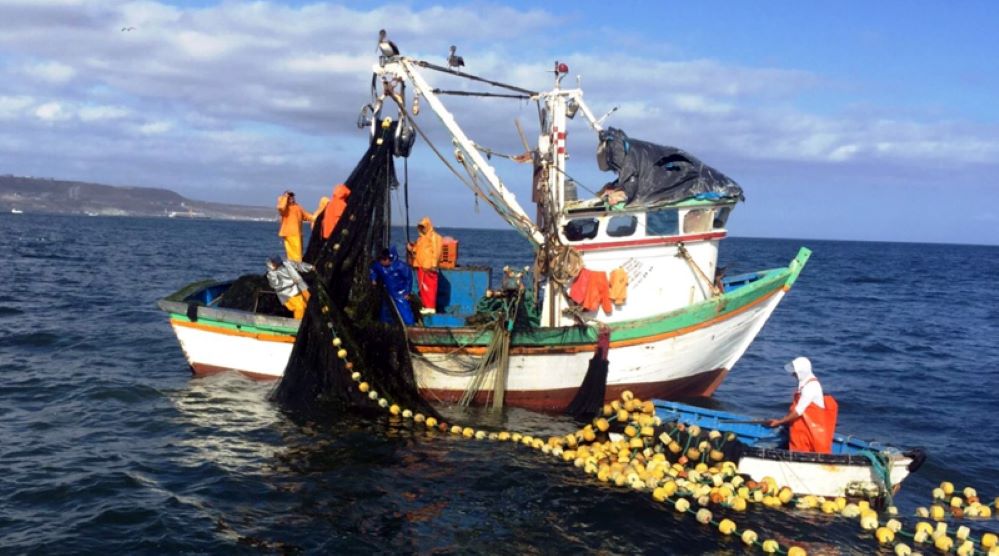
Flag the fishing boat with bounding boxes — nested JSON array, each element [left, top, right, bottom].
[[653, 400, 925, 500], [11, 208, 23, 214], [159, 43, 812, 411]]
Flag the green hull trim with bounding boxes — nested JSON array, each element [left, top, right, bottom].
[[164, 247, 811, 349], [411, 247, 811, 348], [167, 313, 299, 336]]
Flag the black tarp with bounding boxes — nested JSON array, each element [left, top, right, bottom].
[[598, 127, 744, 206]]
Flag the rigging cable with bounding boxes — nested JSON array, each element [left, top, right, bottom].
[[404, 157, 410, 244], [413, 60, 537, 95]]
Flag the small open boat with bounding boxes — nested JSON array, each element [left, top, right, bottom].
[[654, 400, 925, 500]]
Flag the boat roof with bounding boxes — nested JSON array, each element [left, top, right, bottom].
[[564, 196, 738, 216]]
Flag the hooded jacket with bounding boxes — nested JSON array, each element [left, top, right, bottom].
[[785, 356, 838, 454], [277, 195, 312, 237], [411, 216, 443, 270], [321, 184, 351, 239], [786, 356, 824, 414], [369, 246, 415, 325], [267, 260, 313, 304]]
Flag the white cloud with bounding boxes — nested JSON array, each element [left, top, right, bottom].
[[139, 120, 172, 135], [0, 95, 34, 119], [78, 104, 130, 121], [35, 101, 68, 121], [173, 30, 242, 61], [24, 60, 76, 83], [0, 0, 994, 220]]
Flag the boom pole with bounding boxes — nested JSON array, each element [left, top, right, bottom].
[[374, 58, 545, 247]]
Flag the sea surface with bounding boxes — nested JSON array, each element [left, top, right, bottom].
[[2, 213, 997, 554]]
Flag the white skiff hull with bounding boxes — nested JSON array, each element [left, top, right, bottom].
[[737, 453, 913, 498]]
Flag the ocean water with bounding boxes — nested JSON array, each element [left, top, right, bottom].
[[2, 213, 997, 554]]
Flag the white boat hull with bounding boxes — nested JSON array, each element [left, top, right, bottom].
[[413, 289, 786, 411], [166, 288, 784, 407], [170, 320, 292, 379], [737, 453, 913, 498]]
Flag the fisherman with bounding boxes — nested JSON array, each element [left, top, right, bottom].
[[265, 257, 313, 319], [276, 191, 313, 262], [765, 356, 839, 454], [369, 246, 415, 325], [321, 183, 351, 239], [408, 216, 443, 315]]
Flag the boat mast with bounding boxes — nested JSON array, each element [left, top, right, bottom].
[[536, 64, 606, 326], [374, 58, 545, 247]]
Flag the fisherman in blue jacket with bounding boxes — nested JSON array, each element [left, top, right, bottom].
[[369, 246, 415, 325]]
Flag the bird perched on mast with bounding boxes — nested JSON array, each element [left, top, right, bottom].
[[378, 29, 399, 57], [447, 45, 465, 69]]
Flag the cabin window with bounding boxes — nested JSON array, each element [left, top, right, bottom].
[[683, 209, 714, 233], [563, 217, 599, 241], [606, 215, 638, 237], [646, 209, 679, 236], [713, 207, 732, 229]]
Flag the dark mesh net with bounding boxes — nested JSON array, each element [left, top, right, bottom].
[[272, 123, 438, 419], [216, 274, 291, 317]]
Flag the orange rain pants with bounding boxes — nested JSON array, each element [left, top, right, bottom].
[[283, 290, 311, 320], [788, 389, 839, 454]]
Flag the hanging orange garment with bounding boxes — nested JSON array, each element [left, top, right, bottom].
[[277, 196, 312, 238], [583, 271, 612, 315], [788, 382, 838, 454], [609, 268, 628, 305], [322, 184, 351, 239], [569, 269, 591, 305]]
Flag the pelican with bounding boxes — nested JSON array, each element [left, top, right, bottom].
[[447, 45, 464, 69], [378, 29, 399, 57]]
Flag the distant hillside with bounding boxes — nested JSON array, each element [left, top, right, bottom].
[[0, 175, 276, 221]]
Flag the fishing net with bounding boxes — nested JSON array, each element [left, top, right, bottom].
[[465, 291, 540, 329], [272, 123, 438, 419], [216, 274, 293, 318]]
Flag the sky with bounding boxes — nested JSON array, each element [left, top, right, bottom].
[[1, 0, 998, 245]]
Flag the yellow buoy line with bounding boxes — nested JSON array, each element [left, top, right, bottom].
[[322, 313, 997, 555]]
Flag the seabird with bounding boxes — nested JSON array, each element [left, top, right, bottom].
[[121, 26, 136, 32], [447, 45, 464, 69], [377, 29, 399, 57]]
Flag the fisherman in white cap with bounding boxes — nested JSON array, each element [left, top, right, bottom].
[[765, 356, 839, 453]]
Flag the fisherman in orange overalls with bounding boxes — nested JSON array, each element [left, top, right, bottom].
[[765, 357, 839, 453], [276, 191, 312, 262], [408, 216, 443, 315]]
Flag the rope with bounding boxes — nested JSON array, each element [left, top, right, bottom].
[[677, 243, 722, 297], [859, 450, 895, 507], [458, 317, 508, 407], [404, 157, 410, 244], [384, 68, 540, 246], [385, 93, 537, 245]]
